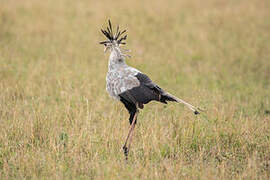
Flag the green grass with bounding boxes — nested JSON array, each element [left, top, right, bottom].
[[0, 0, 269, 179]]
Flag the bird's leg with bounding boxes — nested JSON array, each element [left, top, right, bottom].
[[123, 111, 138, 159], [123, 106, 139, 160], [123, 116, 135, 152], [123, 125, 135, 159], [123, 124, 134, 158], [127, 114, 137, 152]]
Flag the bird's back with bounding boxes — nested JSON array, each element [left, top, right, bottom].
[[106, 63, 140, 100]]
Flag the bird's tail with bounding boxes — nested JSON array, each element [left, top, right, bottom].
[[161, 92, 201, 115]]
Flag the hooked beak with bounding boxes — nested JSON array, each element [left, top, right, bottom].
[[104, 46, 109, 53]]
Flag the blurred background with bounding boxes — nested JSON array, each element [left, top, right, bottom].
[[0, 0, 269, 179]]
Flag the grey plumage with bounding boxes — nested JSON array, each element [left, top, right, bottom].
[[101, 20, 199, 114], [105, 47, 140, 100], [100, 20, 200, 159]]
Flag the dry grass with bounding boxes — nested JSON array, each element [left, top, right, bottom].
[[0, 0, 270, 179]]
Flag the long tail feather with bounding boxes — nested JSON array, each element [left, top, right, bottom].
[[163, 93, 200, 115]]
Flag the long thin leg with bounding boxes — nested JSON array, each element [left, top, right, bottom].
[[126, 112, 138, 149], [127, 118, 136, 151], [123, 119, 135, 154], [123, 108, 138, 160]]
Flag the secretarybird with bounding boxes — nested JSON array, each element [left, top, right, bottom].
[[100, 20, 201, 160]]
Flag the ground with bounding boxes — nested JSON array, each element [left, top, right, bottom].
[[0, 0, 269, 179]]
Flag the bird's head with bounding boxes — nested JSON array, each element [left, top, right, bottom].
[[100, 20, 128, 53]]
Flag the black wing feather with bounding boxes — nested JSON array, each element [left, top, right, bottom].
[[119, 73, 180, 124], [119, 73, 177, 109]]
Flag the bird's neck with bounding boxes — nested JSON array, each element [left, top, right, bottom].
[[108, 47, 127, 70]]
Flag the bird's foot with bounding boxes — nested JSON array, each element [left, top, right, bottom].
[[123, 146, 129, 160]]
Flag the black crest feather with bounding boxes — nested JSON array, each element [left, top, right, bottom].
[[100, 20, 127, 45]]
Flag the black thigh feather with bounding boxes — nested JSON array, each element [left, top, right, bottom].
[[119, 72, 179, 123]]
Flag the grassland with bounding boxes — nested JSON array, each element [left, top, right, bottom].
[[0, 0, 270, 179]]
